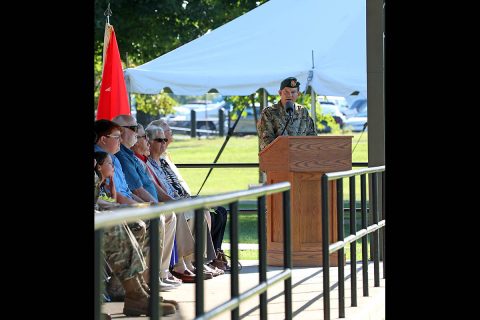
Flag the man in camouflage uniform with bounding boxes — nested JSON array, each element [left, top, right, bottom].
[[257, 77, 317, 151], [99, 218, 178, 316]]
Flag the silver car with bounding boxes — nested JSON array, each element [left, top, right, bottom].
[[343, 109, 367, 132]]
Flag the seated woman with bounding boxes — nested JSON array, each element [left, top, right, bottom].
[[145, 124, 225, 278]]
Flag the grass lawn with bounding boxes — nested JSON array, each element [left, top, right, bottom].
[[167, 132, 372, 260], [222, 212, 372, 260], [168, 132, 368, 198], [224, 241, 371, 261]]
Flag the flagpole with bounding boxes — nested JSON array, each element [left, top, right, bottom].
[[97, 3, 131, 120]]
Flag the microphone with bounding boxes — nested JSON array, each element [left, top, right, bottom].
[[285, 101, 294, 117], [280, 101, 294, 136]]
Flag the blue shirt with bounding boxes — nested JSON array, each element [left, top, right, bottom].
[[94, 144, 134, 199], [115, 144, 159, 202]]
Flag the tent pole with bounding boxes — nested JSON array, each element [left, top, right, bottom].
[[259, 89, 268, 184], [310, 88, 316, 130], [126, 51, 133, 115]]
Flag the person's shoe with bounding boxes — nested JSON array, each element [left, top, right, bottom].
[[121, 276, 149, 316], [137, 273, 176, 294], [122, 276, 176, 316], [161, 276, 182, 287], [191, 266, 214, 279], [217, 249, 231, 269], [204, 263, 224, 276], [210, 258, 227, 271], [160, 296, 180, 310], [171, 269, 196, 283], [137, 273, 151, 294], [159, 279, 177, 291]]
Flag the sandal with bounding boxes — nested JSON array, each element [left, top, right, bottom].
[[217, 249, 242, 271]]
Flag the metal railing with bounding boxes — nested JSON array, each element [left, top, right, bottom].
[[321, 166, 385, 320], [175, 162, 369, 168], [94, 181, 292, 320]]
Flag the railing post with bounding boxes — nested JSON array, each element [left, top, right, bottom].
[[149, 218, 161, 319], [321, 174, 330, 320], [191, 109, 197, 137], [382, 170, 386, 279], [361, 174, 369, 296], [283, 190, 292, 320], [94, 229, 104, 320], [371, 173, 380, 287], [219, 108, 225, 137], [349, 176, 357, 306], [258, 195, 267, 319], [194, 209, 205, 317], [336, 179, 345, 318], [229, 202, 240, 320]]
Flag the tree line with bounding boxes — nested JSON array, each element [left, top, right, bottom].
[[94, 0, 268, 116]]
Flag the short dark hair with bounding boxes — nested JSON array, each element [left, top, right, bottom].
[[93, 120, 122, 143]]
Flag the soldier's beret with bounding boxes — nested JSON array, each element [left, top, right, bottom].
[[280, 77, 300, 90]]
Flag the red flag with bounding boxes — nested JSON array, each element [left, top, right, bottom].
[[96, 23, 131, 120]]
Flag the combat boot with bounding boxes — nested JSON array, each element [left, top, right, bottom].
[[137, 273, 151, 294], [122, 276, 176, 316], [137, 273, 180, 310]]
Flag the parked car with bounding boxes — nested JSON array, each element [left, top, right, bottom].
[[163, 101, 228, 136], [318, 95, 349, 110], [341, 98, 367, 118], [343, 109, 367, 132], [319, 101, 347, 128], [228, 104, 263, 135]]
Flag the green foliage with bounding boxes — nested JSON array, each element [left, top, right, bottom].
[[225, 95, 254, 119], [134, 93, 177, 116], [315, 110, 341, 133], [224, 213, 259, 244], [94, 46, 104, 109], [94, 0, 268, 113], [95, 1, 268, 64], [170, 133, 367, 195]]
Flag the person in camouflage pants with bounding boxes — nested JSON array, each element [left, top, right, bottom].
[[103, 221, 148, 281], [98, 214, 177, 316], [257, 76, 317, 151]]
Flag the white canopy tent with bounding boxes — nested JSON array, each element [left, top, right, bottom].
[[124, 0, 366, 98]]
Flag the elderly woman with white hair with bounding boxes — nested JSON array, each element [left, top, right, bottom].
[[144, 124, 224, 280]]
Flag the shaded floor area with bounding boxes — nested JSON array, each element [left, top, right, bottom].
[[103, 260, 385, 319]]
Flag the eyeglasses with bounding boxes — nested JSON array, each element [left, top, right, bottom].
[[137, 134, 147, 139], [122, 125, 138, 133], [105, 135, 121, 140], [153, 138, 168, 143]]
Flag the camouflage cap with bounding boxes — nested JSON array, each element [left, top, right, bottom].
[[280, 77, 300, 90]]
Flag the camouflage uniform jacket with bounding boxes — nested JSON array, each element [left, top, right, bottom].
[[257, 101, 317, 151]]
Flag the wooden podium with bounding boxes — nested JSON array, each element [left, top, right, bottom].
[[259, 136, 353, 267]]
